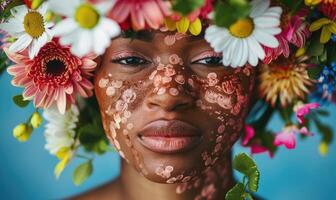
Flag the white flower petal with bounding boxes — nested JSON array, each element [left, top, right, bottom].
[[76, 30, 92, 57], [48, 0, 79, 17], [239, 39, 249, 67], [247, 38, 263, 66], [231, 39, 243, 68], [250, 0, 270, 18], [0, 18, 24, 36], [93, 28, 110, 55], [10, 5, 28, 20], [254, 16, 280, 28], [43, 104, 79, 155], [59, 29, 78, 46], [253, 29, 279, 48], [52, 18, 78, 36], [95, 0, 116, 15], [259, 27, 282, 35], [9, 34, 32, 53], [264, 7, 283, 16], [99, 18, 121, 38], [38, 2, 49, 16]]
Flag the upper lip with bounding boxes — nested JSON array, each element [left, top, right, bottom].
[[138, 119, 201, 138]]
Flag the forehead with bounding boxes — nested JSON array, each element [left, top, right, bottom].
[[107, 30, 210, 53]]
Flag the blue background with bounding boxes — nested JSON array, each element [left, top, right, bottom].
[[1, 70, 336, 200]]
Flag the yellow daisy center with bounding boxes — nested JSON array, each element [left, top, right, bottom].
[[75, 4, 99, 29], [229, 18, 254, 38], [23, 11, 45, 38]]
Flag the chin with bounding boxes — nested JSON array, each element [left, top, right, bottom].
[[128, 138, 218, 184]]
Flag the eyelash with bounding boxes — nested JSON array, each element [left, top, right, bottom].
[[111, 56, 151, 66], [111, 55, 223, 67], [191, 56, 223, 66]]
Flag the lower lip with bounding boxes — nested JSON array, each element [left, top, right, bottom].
[[138, 135, 201, 154]]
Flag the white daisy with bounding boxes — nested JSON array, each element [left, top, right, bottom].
[[49, 0, 121, 57], [0, 3, 53, 59], [205, 0, 282, 68], [43, 104, 80, 155]]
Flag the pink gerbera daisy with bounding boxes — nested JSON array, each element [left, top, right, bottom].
[[6, 40, 96, 114], [108, 0, 171, 30], [264, 9, 311, 64]]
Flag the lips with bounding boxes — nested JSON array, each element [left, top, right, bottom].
[[137, 120, 202, 154]]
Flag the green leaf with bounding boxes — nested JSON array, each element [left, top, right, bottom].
[[247, 170, 260, 192], [233, 153, 260, 192], [316, 110, 329, 117], [214, 0, 251, 28], [12, 95, 30, 108], [307, 32, 325, 57], [172, 0, 205, 16], [314, 119, 333, 144], [225, 183, 245, 200], [308, 65, 323, 80], [244, 192, 254, 200], [233, 153, 257, 175], [326, 41, 336, 63], [73, 160, 93, 186]]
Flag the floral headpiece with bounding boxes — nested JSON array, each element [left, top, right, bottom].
[[1, 0, 335, 197]]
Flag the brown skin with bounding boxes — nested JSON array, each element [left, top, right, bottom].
[[72, 31, 256, 200]]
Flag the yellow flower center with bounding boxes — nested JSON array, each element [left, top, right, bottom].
[[75, 4, 99, 29], [23, 11, 45, 38], [229, 18, 254, 38]]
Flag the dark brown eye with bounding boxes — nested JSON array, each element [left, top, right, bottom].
[[192, 56, 223, 66], [112, 56, 150, 66]]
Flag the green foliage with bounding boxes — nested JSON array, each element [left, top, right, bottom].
[[0, 51, 9, 76], [307, 32, 325, 57], [0, 0, 23, 21], [225, 183, 245, 200], [226, 153, 260, 199], [77, 97, 109, 155], [314, 118, 333, 144], [73, 160, 93, 186], [279, 0, 304, 14], [78, 123, 109, 155], [214, 0, 251, 28], [233, 153, 260, 192], [308, 65, 323, 80], [326, 41, 336, 63], [172, 0, 205, 16], [12, 94, 30, 108]]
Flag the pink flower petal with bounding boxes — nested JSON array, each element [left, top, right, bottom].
[[274, 131, 296, 149], [56, 89, 67, 114], [242, 125, 255, 146], [296, 103, 320, 124]]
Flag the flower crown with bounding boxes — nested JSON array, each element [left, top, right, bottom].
[[0, 0, 335, 197]]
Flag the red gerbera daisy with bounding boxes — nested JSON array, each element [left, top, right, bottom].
[[6, 40, 97, 114]]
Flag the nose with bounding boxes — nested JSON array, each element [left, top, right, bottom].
[[145, 90, 195, 112]]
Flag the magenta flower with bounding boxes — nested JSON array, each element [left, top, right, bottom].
[[274, 129, 296, 149], [274, 125, 313, 149], [242, 125, 255, 146], [264, 9, 311, 64], [294, 102, 320, 124], [242, 125, 273, 157], [251, 144, 274, 158]]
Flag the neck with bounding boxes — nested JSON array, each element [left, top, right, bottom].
[[118, 151, 236, 200]]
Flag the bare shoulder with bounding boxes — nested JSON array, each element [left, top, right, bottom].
[[69, 177, 122, 200]]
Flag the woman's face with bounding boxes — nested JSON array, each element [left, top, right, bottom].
[[94, 31, 256, 184]]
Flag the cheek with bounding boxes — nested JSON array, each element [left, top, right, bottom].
[[195, 66, 255, 164], [96, 73, 150, 174]]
